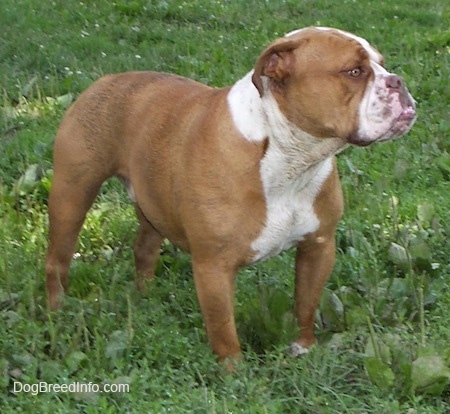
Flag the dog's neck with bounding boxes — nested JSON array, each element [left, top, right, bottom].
[[227, 71, 347, 192]]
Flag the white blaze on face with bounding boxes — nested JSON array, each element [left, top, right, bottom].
[[285, 27, 383, 62]]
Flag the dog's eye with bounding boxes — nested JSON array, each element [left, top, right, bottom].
[[347, 67, 362, 77]]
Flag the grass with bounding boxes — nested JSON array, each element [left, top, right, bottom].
[[1, 0, 449, 412]]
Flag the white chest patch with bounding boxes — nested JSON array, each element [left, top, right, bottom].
[[251, 156, 333, 263], [227, 66, 346, 263]]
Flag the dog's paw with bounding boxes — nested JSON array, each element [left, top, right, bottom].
[[218, 353, 243, 373], [289, 342, 311, 358]]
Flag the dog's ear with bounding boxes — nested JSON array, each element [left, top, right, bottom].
[[252, 39, 301, 97]]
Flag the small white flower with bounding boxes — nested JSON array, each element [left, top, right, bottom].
[[390, 195, 399, 207]]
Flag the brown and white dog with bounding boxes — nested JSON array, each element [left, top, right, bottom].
[[46, 27, 416, 364]]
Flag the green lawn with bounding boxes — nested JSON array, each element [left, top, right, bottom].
[[1, 0, 449, 412]]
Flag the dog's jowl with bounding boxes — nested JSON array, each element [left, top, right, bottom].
[[46, 27, 416, 366]]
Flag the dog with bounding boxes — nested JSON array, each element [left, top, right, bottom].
[[46, 27, 416, 365]]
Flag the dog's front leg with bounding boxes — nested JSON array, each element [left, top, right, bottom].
[[192, 259, 241, 368], [290, 235, 336, 356]]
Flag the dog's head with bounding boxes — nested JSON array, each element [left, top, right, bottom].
[[252, 27, 416, 146]]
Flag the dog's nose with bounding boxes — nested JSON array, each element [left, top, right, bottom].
[[386, 75, 403, 90]]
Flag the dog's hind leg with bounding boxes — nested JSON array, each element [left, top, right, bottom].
[[45, 170, 106, 310], [133, 204, 163, 291]]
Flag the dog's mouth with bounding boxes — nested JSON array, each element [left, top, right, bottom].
[[348, 102, 416, 147], [376, 105, 416, 142], [375, 104, 417, 143]]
